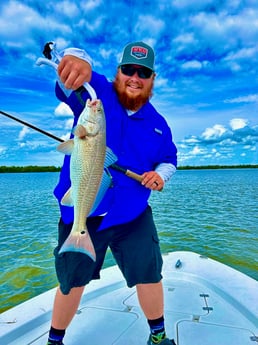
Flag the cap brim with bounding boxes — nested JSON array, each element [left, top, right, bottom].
[[118, 62, 154, 71]]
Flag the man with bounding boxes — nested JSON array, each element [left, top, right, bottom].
[[47, 41, 177, 345]]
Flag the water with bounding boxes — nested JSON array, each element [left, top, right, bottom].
[[0, 169, 257, 313]]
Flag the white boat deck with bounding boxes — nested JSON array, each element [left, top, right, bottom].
[[0, 251, 257, 345]]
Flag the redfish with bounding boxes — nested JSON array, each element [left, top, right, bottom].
[[57, 99, 112, 261]]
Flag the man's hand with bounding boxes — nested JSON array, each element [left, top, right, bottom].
[[141, 171, 164, 191], [58, 55, 92, 90]]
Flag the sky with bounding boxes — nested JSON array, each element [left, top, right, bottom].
[[0, 0, 258, 167]]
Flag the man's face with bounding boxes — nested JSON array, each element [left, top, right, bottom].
[[113, 64, 155, 111]]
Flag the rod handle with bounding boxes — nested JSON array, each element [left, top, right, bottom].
[[125, 169, 143, 182]]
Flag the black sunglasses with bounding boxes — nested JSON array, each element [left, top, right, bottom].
[[120, 64, 153, 79]]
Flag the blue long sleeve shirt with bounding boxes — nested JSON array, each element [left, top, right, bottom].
[[54, 71, 177, 230]]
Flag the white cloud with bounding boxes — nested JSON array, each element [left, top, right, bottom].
[[99, 48, 113, 60], [174, 33, 196, 44], [201, 124, 227, 140], [18, 140, 43, 150], [0, 145, 6, 154], [54, 102, 73, 117], [80, 0, 103, 12], [0, 1, 40, 40], [184, 137, 199, 144], [0, 1, 72, 48], [65, 118, 74, 130], [60, 132, 71, 141], [225, 47, 258, 61], [84, 15, 106, 33], [134, 15, 165, 37], [54, 1, 80, 17], [230, 118, 248, 130], [181, 118, 258, 151], [224, 94, 258, 104], [181, 60, 202, 70], [190, 146, 206, 155], [18, 126, 30, 140]]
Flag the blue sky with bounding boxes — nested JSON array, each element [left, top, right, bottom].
[[0, 0, 258, 167]]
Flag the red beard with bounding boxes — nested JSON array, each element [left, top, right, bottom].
[[113, 75, 153, 111]]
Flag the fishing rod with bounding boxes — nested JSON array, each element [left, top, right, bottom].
[[0, 109, 143, 182], [0, 110, 63, 143]]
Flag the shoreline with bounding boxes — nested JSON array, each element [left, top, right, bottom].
[[0, 164, 257, 173]]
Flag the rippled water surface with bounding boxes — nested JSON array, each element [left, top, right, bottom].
[[0, 169, 257, 313]]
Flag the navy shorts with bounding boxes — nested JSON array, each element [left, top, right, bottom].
[[54, 206, 163, 294]]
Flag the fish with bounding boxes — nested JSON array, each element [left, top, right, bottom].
[[57, 98, 114, 261]]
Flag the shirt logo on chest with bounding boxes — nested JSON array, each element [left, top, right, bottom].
[[154, 128, 163, 135]]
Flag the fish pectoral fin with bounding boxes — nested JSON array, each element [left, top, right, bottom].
[[74, 124, 87, 138], [90, 170, 112, 214], [61, 188, 74, 206], [104, 147, 118, 167], [57, 139, 74, 155]]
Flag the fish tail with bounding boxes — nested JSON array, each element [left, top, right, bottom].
[[58, 230, 96, 262]]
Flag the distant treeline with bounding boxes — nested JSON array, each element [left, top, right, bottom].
[[177, 164, 258, 170], [0, 166, 61, 173], [0, 164, 257, 173]]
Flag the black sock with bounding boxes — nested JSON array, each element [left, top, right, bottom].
[[148, 316, 166, 343], [47, 326, 65, 344]]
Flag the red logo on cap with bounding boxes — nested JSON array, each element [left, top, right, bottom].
[[131, 46, 148, 59]]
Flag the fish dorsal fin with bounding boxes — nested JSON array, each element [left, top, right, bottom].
[[61, 187, 74, 206], [57, 139, 74, 155], [74, 124, 87, 138]]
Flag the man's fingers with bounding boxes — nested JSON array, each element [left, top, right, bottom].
[[57, 56, 91, 90]]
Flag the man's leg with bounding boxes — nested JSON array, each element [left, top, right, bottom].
[[137, 282, 176, 344], [110, 208, 174, 344], [47, 216, 108, 344], [47, 287, 85, 344], [136, 281, 164, 319], [137, 281, 176, 344], [51, 286, 85, 329]]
